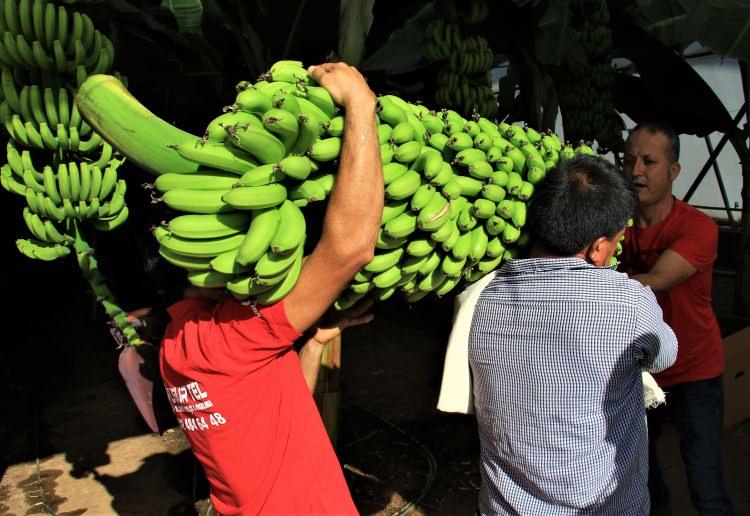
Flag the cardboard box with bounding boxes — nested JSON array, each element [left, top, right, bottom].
[[723, 325, 750, 429]]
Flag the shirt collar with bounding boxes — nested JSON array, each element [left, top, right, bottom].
[[499, 257, 617, 275]]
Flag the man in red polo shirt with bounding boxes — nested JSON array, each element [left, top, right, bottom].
[[160, 62, 383, 515], [621, 122, 734, 515]]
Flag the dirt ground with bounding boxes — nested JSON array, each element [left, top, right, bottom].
[[1, 283, 749, 515]]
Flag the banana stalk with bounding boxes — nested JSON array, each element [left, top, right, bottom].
[[75, 74, 200, 176], [70, 220, 143, 346]]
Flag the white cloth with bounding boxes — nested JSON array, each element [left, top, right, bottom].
[[436, 271, 665, 414]]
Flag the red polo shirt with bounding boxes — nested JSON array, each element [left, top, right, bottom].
[[160, 297, 357, 515], [622, 199, 723, 387]]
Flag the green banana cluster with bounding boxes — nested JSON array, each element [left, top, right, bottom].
[[0, 0, 141, 345], [0, 0, 126, 238], [555, 0, 623, 154], [125, 60, 596, 309], [422, 2, 497, 119]]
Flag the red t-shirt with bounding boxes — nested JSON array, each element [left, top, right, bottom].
[[160, 297, 357, 515], [622, 199, 723, 387]]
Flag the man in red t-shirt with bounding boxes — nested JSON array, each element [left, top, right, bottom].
[[621, 122, 735, 515], [160, 62, 383, 515]]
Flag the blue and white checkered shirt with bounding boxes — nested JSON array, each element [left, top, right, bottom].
[[469, 257, 677, 515]]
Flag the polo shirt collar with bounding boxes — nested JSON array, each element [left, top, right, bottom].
[[499, 257, 616, 274]]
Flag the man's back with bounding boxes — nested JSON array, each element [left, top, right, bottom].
[[469, 257, 676, 515], [160, 297, 357, 515]]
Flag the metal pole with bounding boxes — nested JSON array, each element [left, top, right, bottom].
[[705, 135, 736, 227], [683, 105, 746, 203]]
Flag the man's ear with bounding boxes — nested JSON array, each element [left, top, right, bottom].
[[586, 235, 610, 267], [669, 161, 681, 182]]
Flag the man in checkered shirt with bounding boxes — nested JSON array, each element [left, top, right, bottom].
[[469, 155, 678, 515]]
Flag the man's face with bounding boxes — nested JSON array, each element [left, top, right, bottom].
[[623, 130, 679, 208]]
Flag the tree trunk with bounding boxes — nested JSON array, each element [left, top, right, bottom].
[[314, 335, 342, 449]]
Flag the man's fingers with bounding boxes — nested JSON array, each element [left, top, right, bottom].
[[345, 298, 375, 319], [307, 65, 326, 83], [342, 313, 374, 329]]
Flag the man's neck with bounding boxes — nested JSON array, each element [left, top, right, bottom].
[[530, 244, 582, 261], [637, 195, 675, 228]]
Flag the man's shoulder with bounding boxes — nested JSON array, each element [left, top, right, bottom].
[[674, 200, 718, 230], [492, 266, 646, 306]]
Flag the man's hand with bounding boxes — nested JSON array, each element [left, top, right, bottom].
[[309, 298, 375, 347], [298, 298, 375, 393], [307, 62, 375, 109]]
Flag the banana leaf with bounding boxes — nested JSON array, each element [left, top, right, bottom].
[[626, 0, 750, 63], [164, 0, 204, 35], [101, 0, 221, 77], [360, 3, 434, 74], [611, 16, 734, 136], [339, 0, 376, 66], [534, 0, 585, 66]]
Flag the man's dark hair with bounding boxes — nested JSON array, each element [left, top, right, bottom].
[[629, 121, 680, 163], [529, 155, 636, 256]]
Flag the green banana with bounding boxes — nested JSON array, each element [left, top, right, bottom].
[[254, 248, 303, 304], [308, 136, 341, 162], [262, 108, 300, 152], [393, 141, 422, 163], [417, 193, 450, 231], [385, 169, 421, 200], [276, 155, 315, 181], [237, 164, 286, 187], [230, 124, 287, 164], [162, 189, 233, 214], [372, 266, 402, 289], [236, 207, 280, 265], [405, 237, 436, 257], [289, 178, 326, 202], [168, 213, 249, 239], [455, 176, 483, 197], [290, 112, 323, 155], [384, 210, 417, 238], [222, 184, 287, 209], [458, 202, 478, 231], [410, 183, 437, 212], [176, 140, 259, 175], [255, 243, 303, 279], [76, 75, 201, 175], [485, 215, 506, 236], [154, 171, 240, 192], [270, 200, 306, 254], [377, 229, 409, 250], [381, 199, 409, 225], [363, 247, 404, 273], [418, 251, 441, 276], [188, 270, 233, 288], [473, 199, 496, 219], [382, 162, 407, 185], [234, 87, 273, 114], [442, 254, 467, 278]]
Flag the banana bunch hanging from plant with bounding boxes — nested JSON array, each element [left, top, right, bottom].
[[0, 0, 141, 345], [422, 0, 497, 118]]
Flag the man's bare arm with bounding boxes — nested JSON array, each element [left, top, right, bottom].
[[283, 63, 383, 334], [631, 249, 697, 295]]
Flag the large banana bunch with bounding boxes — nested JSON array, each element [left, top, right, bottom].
[[0, 0, 141, 345], [555, 0, 623, 154], [79, 61, 599, 309], [423, 2, 497, 119]]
